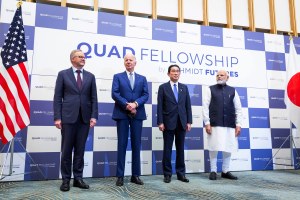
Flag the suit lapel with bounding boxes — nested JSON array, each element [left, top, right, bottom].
[[167, 81, 177, 103], [133, 73, 140, 90], [67, 68, 78, 90], [122, 71, 132, 90], [81, 69, 89, 90], [178, 83, 184, 103]]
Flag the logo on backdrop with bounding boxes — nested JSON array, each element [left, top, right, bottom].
[[78, 42, 240, 78]]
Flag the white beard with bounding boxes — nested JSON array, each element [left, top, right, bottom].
[[217, 80, 226, 85]]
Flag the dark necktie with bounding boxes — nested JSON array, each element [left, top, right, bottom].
[[76, 70, 82, 89], [173, 83, 178, 102]]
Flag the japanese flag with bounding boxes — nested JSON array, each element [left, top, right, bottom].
[[285, 38, 300, 129]]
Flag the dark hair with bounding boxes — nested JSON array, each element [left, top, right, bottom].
[[168, 64, 180, 73]]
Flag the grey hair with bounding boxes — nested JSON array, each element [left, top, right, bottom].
[[124, 52, 136, 61], [70, 49, 83, 60]]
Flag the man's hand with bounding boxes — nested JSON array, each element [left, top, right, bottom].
[[90, 118, 97, 128], [235, 126, 241, 137], [186, 123, 192, 132], [126, 102, 137, 116], [205, 124, 212, 134], [126, 102, 137, 111], [131, 108, 137, 115], [126, 104, 133, 111], [158, 123, 165, 132], [54, 120, 62, 129]]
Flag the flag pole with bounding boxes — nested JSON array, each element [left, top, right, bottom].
[[288, 31, 295, 167], [17, 1, 23, 8], [288, 32, 293, 166], [9, 139, 15, 175], [289, 122, 294, 166], [0, 0, 24, 181], [7, 0, 23, 177]]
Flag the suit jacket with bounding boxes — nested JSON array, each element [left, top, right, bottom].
[[53, 67, 98, 124], [157, 81, 192, 130], [111, 71, 149, 120]]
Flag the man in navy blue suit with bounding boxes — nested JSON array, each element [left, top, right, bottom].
[[53, 49, 98, 192], [157, 64, 192, 183], [112, 53, 149, 186]]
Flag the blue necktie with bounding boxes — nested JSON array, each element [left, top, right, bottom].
[[173, 83, 178, 102], [129, 72, 134, 89]]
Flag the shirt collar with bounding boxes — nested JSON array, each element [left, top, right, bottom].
[[126, 70, 134, 76], [72, 66, 83, 73], [170, 81, 178, 86]]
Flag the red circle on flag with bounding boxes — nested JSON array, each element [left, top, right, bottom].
[[287, 72, 300, 107]]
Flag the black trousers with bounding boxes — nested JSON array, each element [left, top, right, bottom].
[[60, 114, 89, 181], [162, 119, 186, 178]]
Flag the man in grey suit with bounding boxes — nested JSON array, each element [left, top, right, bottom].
[[53, 49, 98, 192], [157, 64, 192, 183]]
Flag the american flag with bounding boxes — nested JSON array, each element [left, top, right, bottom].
[[0, 6, 30, 144]]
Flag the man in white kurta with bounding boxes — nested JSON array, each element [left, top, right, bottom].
[[203, 70, 243, 180]]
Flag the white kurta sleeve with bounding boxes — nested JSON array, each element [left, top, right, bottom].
[[202, 87, 211, 125], [234, 90, 243, 127]]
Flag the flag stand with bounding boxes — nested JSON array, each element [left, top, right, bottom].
[[0, 138, 47, 181], [0, 138, 14, 179], [264, 123, 300, 169]]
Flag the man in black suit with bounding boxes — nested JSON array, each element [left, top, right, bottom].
[[157, 64, 192, 183], [53, 49, 98, 191]]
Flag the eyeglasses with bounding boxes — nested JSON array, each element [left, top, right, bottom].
[[74, 56, 85, 59]]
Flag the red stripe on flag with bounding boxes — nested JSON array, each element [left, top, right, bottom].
[[18, 62, 29, 87], [0, 98, 16, 142], [7, 65, 30, 118], [0, 121, 8, 144], [0, 73, 26, 129]]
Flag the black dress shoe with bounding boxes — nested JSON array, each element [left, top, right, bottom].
[[60, 180, 70, 192], [164, 176, 171, 183], [209, 172, 217, 180], [177, 176, 189, 183], [116, 177, 124, 186], [73, 179, 90, 189], [221, 172, 238, 180], [130, 176, 144, 185]]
